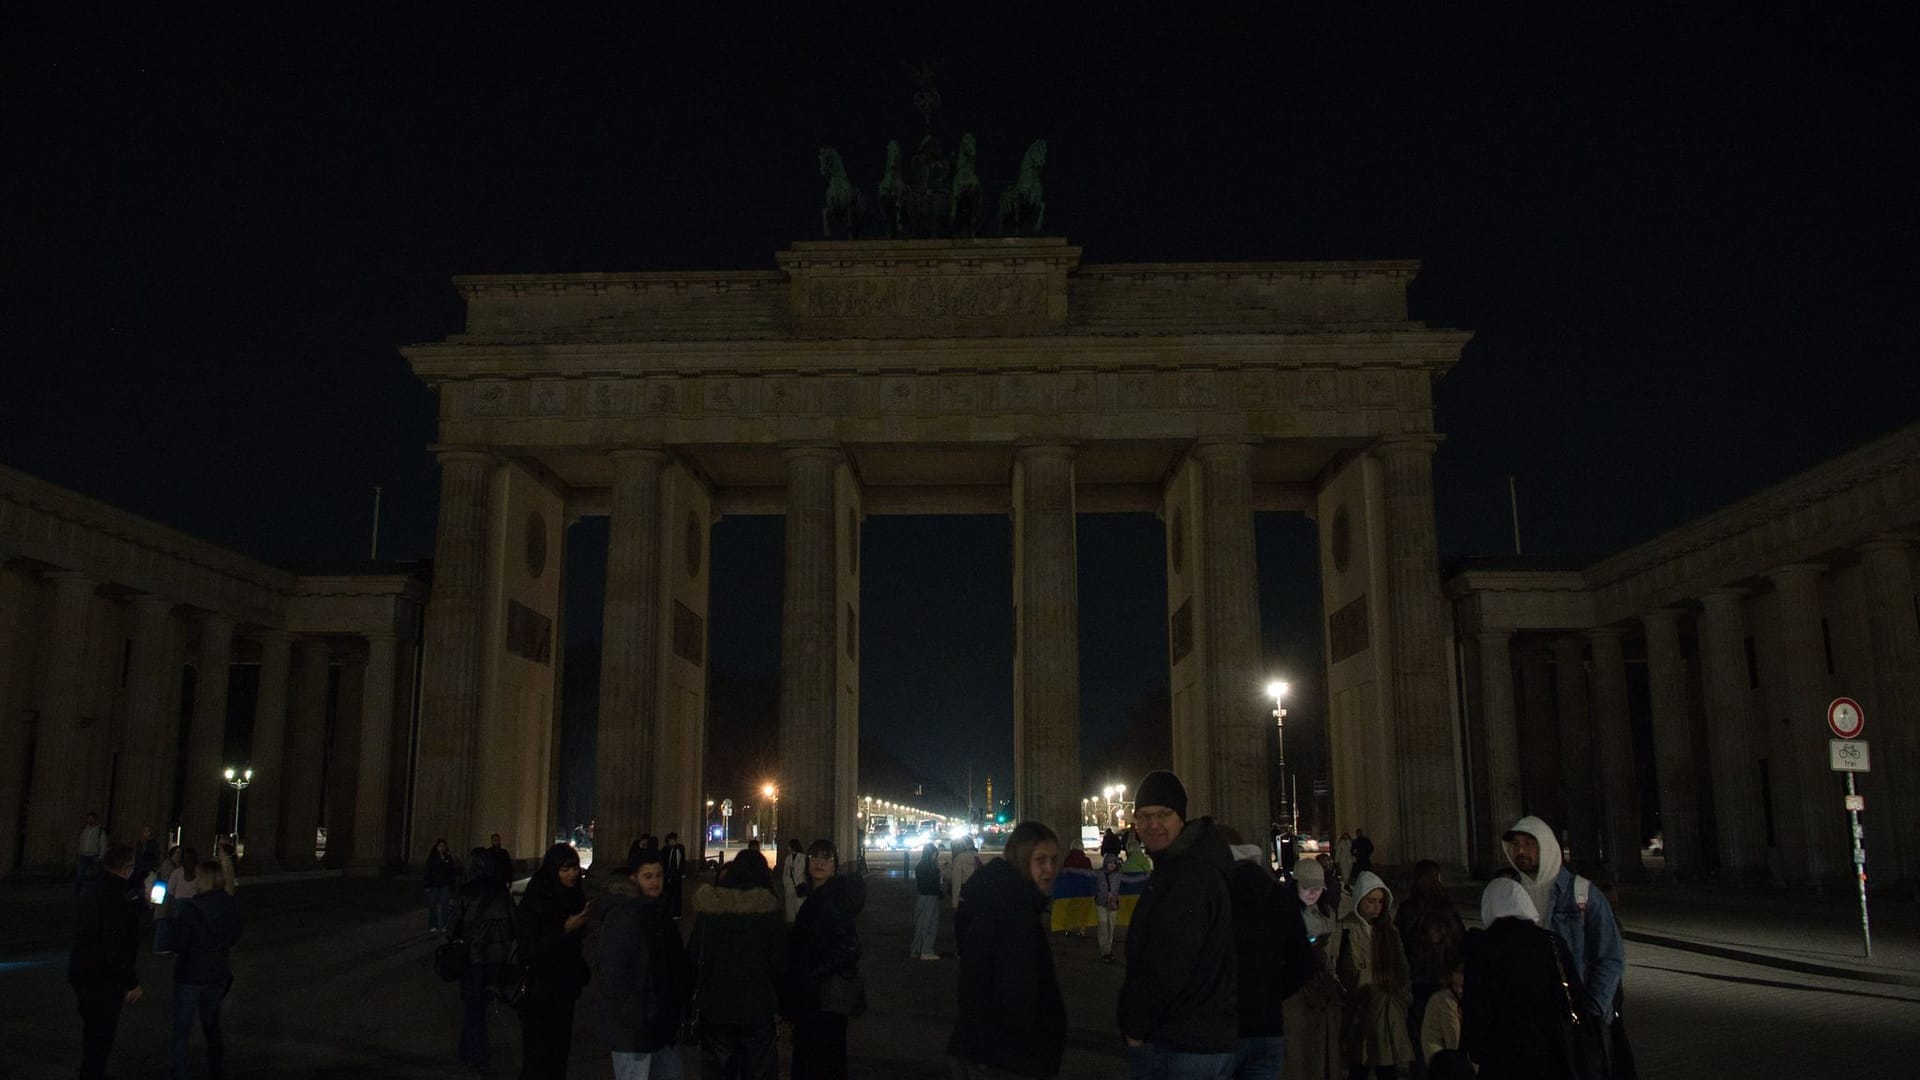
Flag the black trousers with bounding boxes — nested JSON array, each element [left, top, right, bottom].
[[699, 1019, 777, 1080], [74, 982, 125, 1080], [517, 995, 576, 1079], [791, 1011, 849, 1080]]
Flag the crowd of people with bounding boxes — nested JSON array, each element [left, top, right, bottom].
[[62, 772, 1632, 1080], [66, 813, 244, 1080]]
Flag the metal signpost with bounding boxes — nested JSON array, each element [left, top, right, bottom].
[[1826, 696, 1871, 958]]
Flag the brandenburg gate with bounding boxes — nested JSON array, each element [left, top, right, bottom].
[[402, 238, 1473, 867]]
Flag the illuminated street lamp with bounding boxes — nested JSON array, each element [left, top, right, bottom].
[[763, 782, 778, 843], [1267, 680, 1294, 835], [223, 765, 253, 842]]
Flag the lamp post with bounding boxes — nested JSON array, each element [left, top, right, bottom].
[[223, 765, 253, 845], [1266, 681, 1292, 836], [763, 783, 778, 844]]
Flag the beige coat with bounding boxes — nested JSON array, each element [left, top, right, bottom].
[[1337, 909, 1416, 1068]]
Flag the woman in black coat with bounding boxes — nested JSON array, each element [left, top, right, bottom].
[[514, 843, 592, 1079], [1461, 877, 1580, 1080], [946, 821, 1066, 1080], [424, 838, 460, 934], [786, 838, 866, 1080], [448, 848, 517, 1072]]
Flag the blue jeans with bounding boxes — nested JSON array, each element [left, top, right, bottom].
[[171, 980, 227, 1079], [426, 885, 452, 932], [154, 917, 173, 954], [1230, 1036, 1285, 1080], [611, 1047, 685, 1079], [1126, 1043, 1236, 1080]]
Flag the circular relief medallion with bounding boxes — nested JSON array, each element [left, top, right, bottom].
[[1169, 507, 1186, 574], [847, 507, 860, 575], [1330, 505, 1352, 574], [685, 513, 703, 578], [524, 512, 548, 578]]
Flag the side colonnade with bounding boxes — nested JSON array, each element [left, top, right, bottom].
[[0, 465, 425, 879]]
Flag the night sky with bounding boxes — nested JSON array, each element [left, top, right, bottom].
[[4, 11, 1913, 810]]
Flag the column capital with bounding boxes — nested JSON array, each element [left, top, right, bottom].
[[198, 609, 238, 631], [428, 446, 496, 467], [363, 630, 399, 645], [1474, 628, 1514, 644], [1370, 433, 1444, 460], [291, 637, 332, 659], [1765, 562, 1826, 582], [781, 445, 845, 466], [1584, 624, 1626, 643], [1014, 443, 1078, 464], [253, 627, 291, 645], [1857, 534, 1914, 556], [1701, 587, 1750, 603], [1188, 438, 1258, 463], [609, 446, 671, 465], [1641, 607, 1689, 628]]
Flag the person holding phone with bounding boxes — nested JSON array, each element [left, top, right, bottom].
[[69, 842, 142, 1080], [514, 843, 592, 1078], [1284, 858, 1345, 1080]]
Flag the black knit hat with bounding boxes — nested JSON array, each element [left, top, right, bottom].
[[1134, 769, 1188, 821]]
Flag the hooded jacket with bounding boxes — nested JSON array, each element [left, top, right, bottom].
[[1462, 879, 1578, 1080], [787, 872, 866, 1015], [947, 856, 1067, 1077], [514, 871, 590, 1003], [172, 889, 243, 986], [690, 880, 788, 1024], [450, 871, 517, 973], [1501, 816, 1625, 1017], [1117, 815, 1238, 1052], [1225, 845, 1313, 1038], [596, 882, 688, 1052]]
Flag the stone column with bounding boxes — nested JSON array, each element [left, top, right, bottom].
[[1517, 650, 1564, 828], [112, 595, 179, 839], [1858, 539, 1920, 886], [1766, 564, 1831, 883], [1697, 589, 1768, 879], [1375, 437, 1461, 866], [412, 450, 492, 863], [597, 449, 669, 856], [279, 640, 332, 867], [1551, 637, 1599, 867], [348, 633, 401, 876], [1013, 445, 1083, 840], [180, 613, 235, 851], [323, 655, 365, 869], [245, 630, 292, 873], [24, 572, 96, 866], [779, 448, 844, 850], [1587, 628, 1641, 876], [1643, 609, 1702, 877], [1473, 631, 1525, 852]]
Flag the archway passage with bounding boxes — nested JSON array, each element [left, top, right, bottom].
[[401, 237, 1471, 868]]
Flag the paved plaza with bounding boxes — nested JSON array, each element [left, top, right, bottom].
[[2, 868, 1917, 1079]]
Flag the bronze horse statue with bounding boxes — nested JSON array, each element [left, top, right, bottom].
[[819, 147, 865, 239], [877, 140, 905, 238], [950, 133, 982, 239], [997, 138, 1047, 236]]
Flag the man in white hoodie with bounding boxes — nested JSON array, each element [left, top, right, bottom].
[[1501, 816, 1626, 1026]]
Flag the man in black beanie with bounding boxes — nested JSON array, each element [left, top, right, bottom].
[[1116, 769, 1239, 1076]]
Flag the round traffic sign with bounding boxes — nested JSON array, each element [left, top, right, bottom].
[[1828, 697, 1865, 739]]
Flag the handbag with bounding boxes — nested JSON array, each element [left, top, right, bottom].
[[819, 972, 867, 1017], [1548, 934, 1608, 1080], [434, 939, 470, 982]]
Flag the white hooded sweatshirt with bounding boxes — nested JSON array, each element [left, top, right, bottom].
[[1501, 815, 1562, 926], [1479, 876, 1539, 926]]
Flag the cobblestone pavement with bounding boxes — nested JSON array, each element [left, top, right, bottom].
[[2, 868, 1916, 1078]]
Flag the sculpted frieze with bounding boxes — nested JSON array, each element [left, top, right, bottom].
[[803, 273, 1048, 322]]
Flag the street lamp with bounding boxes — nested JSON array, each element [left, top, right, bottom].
[[762, 782, 778, 842], [1266, 681, 1293, 835], [223, 765, 253, 845]]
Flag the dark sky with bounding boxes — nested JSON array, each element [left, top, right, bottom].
[[4, 10, 1914, 804]]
